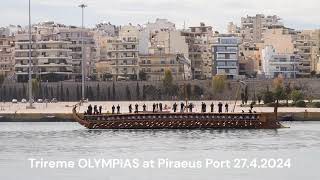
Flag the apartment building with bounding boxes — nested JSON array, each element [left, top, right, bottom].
[[241, 14, 283, 43], [0, 34, 15, 76], [58, 27, 97, 79], [212, 35, 240, 79], [262, 46, 300, 78], [181, 23, 214, 79], [227, 22, 241, 35], [238, 42, 261, 76], [96, 25, 140, 81], [138, 29, 189, 81], [14, 30, 73, 82]]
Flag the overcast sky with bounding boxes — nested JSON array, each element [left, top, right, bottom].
[[1, 0, 319, 32]]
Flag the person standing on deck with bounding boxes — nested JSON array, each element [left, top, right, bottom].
[[94, 105, 98, 115], [180, 102, 185, 113], [202, 102, 207, 113], [143, 104, 147, 112], [189, 103, 194, 112], [225, 103, 229, 113], [117, 104, 120, 114], [173, 103, 177, 113], [152, 103, 156, 113], [218, 102, 223, 113], [159, 103, 163, 112], [129, 104, 133, 113], [112, 105, 115, 114], [99, 105, 102, 114], [135, 104, 139, 113], [210, 103, 214, 113]]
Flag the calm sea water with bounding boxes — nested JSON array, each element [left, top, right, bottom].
[[0, 122, 319, 180]]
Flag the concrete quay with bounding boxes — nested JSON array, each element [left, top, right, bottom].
[[0, 101, 319, 122]]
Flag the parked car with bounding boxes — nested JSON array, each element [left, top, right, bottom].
[[51, 98, 58, 103], [12, 99, 18, 103], [37, 99, 43, 103], [21, 99, 27, 103]]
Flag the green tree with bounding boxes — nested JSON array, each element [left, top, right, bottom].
[[212, 75, 226, 94], [66, 88, 70, 101], [290, 90, 303, 103], [76, 85, 80, 100], [162, 69, 175, 96], [136, 82, 140, 100], [97, 83, 100, 101], [0, 74, 5, 85], [60, 83, 64, 101], [107, 86, 111, 100], [142, 85, 146, 100], [88, 86, 93, 100], [139, 71, 147, 81], [22, 84, 26, 98], [262, 90, 274, 104], [126, 85, 131, 100], [32, 79, 40, 99], [112, 82, 116, 100]]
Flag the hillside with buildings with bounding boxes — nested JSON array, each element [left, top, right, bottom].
[[0, 16, 319, 83]]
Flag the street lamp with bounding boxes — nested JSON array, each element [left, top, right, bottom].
[[79, 4, 87, 101], [27, 0, 34, 109]]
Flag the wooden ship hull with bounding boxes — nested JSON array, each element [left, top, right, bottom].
[[72, 106, 283, 129]]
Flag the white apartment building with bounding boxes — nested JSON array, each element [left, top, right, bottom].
[[212, 35, 240, 79], [14, 31, 72, 82], [262, 46, 300, 78]]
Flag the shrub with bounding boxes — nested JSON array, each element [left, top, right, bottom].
[[262, 91, 274, 104], [291, 90, 303, 103], [295, 100, 306, 107], [312, 102, 320, 108]]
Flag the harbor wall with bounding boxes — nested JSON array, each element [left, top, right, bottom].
[[0, 78, 319, 101]]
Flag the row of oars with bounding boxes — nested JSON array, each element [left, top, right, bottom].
[[91, 120, 263, 129]]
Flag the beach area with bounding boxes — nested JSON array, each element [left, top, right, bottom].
[[0, 101, 319, 122]]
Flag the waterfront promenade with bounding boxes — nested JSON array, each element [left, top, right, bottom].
[[0, 101, 319, 114], [0, 101, 319, 122]]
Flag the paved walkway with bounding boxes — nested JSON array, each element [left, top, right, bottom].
[[0, 101, 318, 114]]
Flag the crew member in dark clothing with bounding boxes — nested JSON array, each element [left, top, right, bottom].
[[117, 104, 120, 114], [225, 103, 229, 113], [112, 105, 115, 114], [173, 103, 177, 113], [129, 104, 133, 113], [87, 105, 92, 115], [180, 102, 185, 112], [99, 105, 102, 114], [135, 104, 139, 113], [250, 103, 254, 111], [189, 103, 194, 112], [159, 103, 163, 112], [94, 105, 98, 114], [152, 103, 156, 113], [210, 103, 214, 113], [143, 104, 147, 112], [201, 102, 206, 113], [218, 102, 223, 113]]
